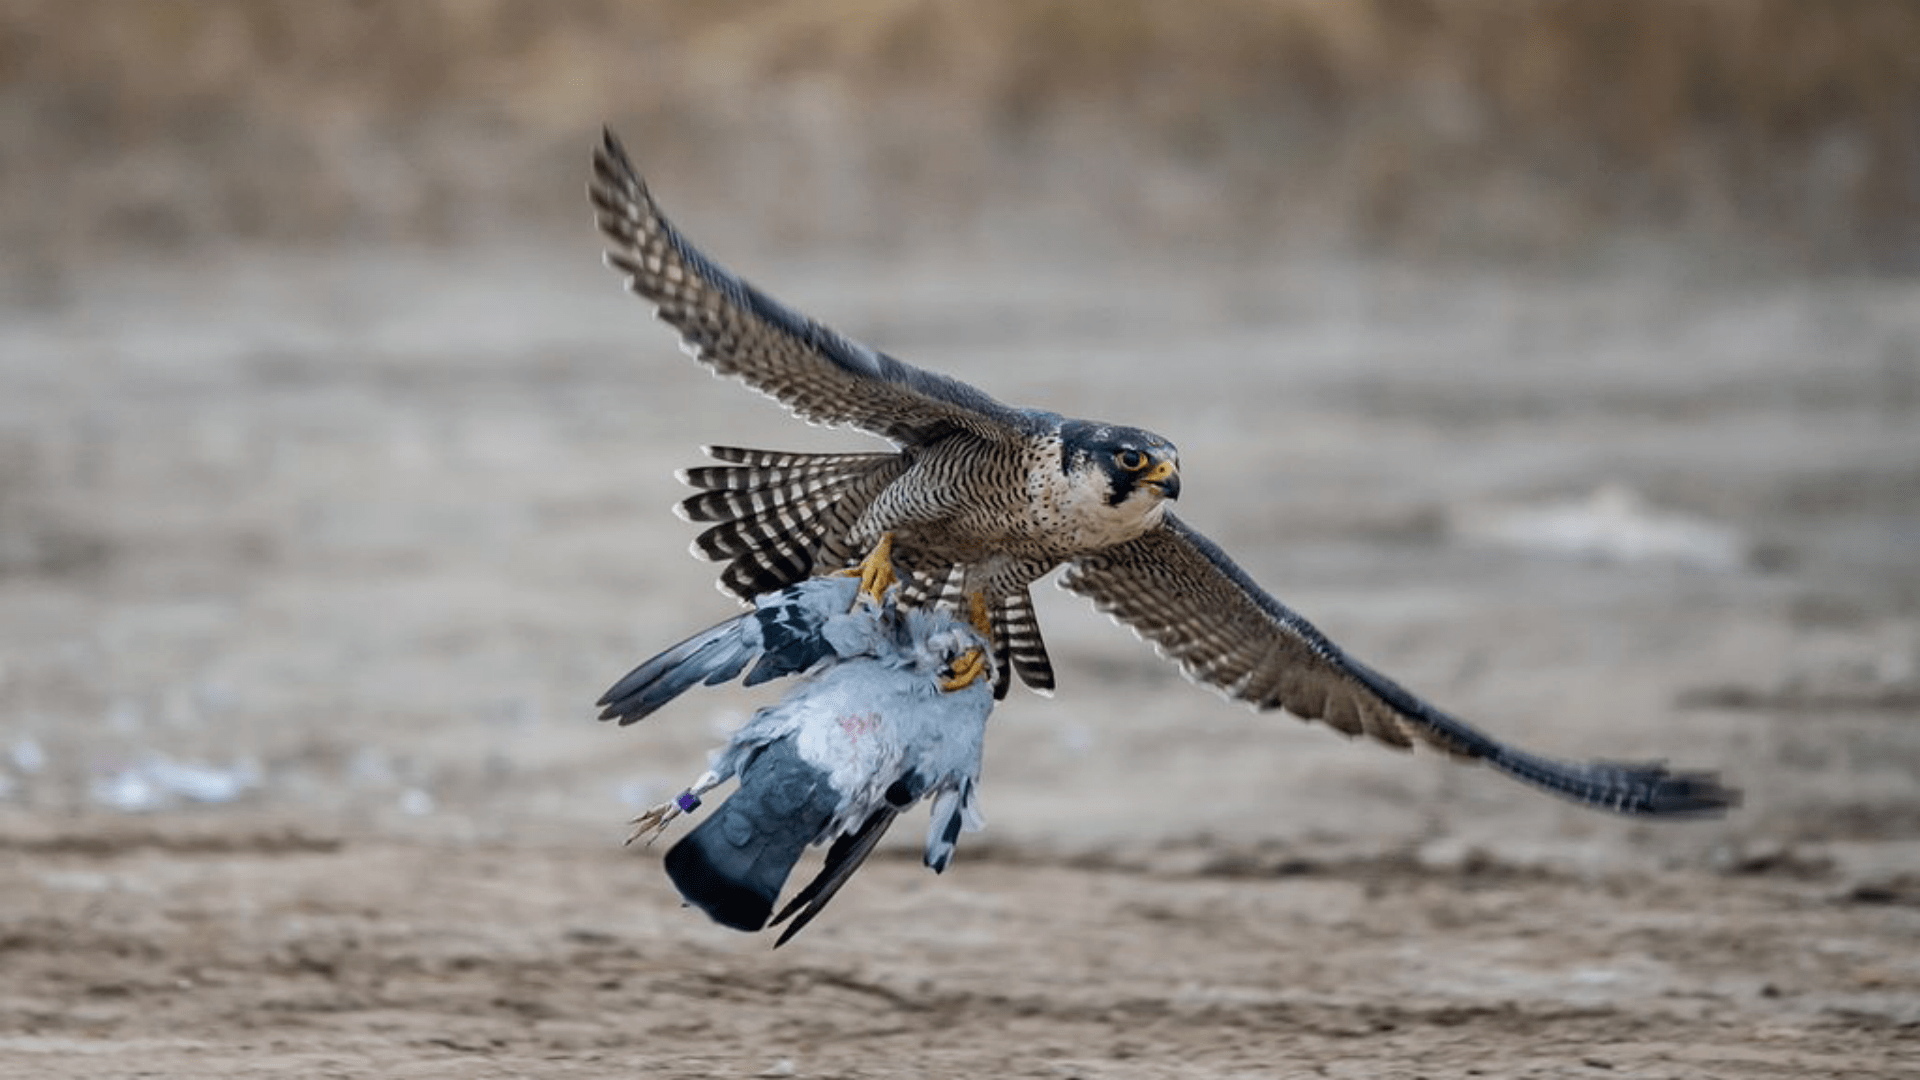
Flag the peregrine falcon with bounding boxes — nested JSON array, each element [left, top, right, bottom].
[[612, 576, 993, 945], [588, 129, 1735, 817]]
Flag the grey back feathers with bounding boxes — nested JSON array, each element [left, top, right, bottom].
[[603, 577, 993, 943]]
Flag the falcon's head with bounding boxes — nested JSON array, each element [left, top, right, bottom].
[[1055, 420, 1181, 543]]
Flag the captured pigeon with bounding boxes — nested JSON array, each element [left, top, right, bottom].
[[604, 576, 994, 945]]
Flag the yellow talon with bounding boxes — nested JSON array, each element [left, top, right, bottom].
[[836, 532, 897, 608], [937, 592, 993, 691], [941, 646, 989, 692]]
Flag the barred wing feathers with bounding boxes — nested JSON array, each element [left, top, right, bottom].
[[591, 129, 1040, 448], [1062, 515, 1736, 816]]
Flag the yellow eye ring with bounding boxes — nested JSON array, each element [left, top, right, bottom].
[[1115, 449, 1148, 472]]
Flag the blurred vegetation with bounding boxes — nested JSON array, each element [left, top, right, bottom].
[[4, 0, 1917, 266]]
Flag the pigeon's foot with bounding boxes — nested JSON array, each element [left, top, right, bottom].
[[626, 772, 721, 846]]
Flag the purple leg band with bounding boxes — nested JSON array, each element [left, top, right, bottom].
[[674, 791, 702, 814]]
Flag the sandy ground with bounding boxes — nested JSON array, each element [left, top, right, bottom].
[[2, 236, 1917, 1077]]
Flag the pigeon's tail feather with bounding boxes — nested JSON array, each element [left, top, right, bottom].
[[663, 739, 839, 932], [597, 614, 757, 725]]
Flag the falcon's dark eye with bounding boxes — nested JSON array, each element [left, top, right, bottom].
[[1114, 449, 1148, 472]]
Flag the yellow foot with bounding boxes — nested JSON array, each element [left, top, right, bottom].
[[938, 591, 994, 691], [834, 532, 897, 607], [941, 646, 990, 692]]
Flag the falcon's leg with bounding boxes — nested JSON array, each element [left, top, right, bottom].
[[834, 532, 897, 608], [966, 590, 992, 638], [626, 769, 723, 846], [940, 592, 993, 692]]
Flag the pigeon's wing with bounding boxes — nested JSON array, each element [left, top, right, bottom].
[[597, 577, 867, 723], [743, 576, 869, 685], [1062, 514, 1737, 816], [591, 129, 1044, 448], [596, 612, 756, 725], [769, 806, 900, 948]]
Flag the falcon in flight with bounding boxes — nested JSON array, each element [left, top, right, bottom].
[[588, 128, 1734, 817]]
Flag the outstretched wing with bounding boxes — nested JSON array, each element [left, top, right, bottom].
[[590, 129, 1041, 447], [1061, 514, 1737, 816]]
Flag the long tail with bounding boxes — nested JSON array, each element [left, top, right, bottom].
[[996, 590, 1054, 698], [678, 446, 907, 599], [663, 739, 841, 932]]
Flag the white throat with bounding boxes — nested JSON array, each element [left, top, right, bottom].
[[1032, 466, 1169, 552]]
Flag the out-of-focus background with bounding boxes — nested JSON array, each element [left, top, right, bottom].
[[8, 0, 1920, 264], [3, 3, 1917, 1077]]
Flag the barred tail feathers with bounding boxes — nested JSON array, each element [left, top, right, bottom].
[[997, 589, 1053, 696], [677, 446, 906, 600]]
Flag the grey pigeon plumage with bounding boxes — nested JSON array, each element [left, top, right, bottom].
[[597, 575, 883, 725], [608, 578, 993, 944]]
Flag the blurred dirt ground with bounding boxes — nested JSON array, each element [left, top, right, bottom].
[[3, 3, 1919, 1078]]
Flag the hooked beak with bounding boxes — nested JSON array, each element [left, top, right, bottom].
[[1142, 459, 1180, 500]]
